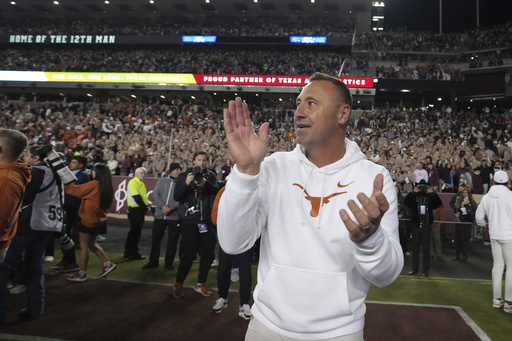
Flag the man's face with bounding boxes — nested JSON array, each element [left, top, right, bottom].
[[135, 171, 146, 180], [294, 80, 349, 151], [193, 154, 208, 170], [170, 168, 181, 178], [69, 159, 82, 171], [24, 152, 38, 166]]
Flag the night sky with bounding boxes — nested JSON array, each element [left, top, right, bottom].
[[383, 0, 512, 32]]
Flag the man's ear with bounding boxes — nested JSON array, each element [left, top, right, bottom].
[[338, 104, 351, 125]]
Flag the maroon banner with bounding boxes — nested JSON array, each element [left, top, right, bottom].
[[111, 176, 159, 214]]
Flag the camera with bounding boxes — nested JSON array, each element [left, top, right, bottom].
[[38, 144, 77, 185], [416, 184, 430, 194], [192, 165, 204, 183], [60, 233, 75, 251]]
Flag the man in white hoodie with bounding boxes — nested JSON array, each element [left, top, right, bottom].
[[475, 170, 512, 313], [218, 72, 404, 340]]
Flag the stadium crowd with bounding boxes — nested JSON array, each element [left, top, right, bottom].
[[0, 16, 355, 37], [1, 96, 512, 196], [1, 20, 510, 79]]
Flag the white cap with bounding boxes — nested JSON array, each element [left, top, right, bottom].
[[494, 170, 509, 184]]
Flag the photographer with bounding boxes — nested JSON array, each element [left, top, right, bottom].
[[173, 151, 219, 298], [404, 180, 443, 277], [0, 146, 64, 323]]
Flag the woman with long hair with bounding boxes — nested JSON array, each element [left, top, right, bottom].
[[64, 163, 116, 282]]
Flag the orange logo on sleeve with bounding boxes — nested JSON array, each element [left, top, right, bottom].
[[293, 181, 354, 217]]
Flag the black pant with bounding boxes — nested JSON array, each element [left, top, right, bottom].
[[124, 207, 146, 257], [148, 219, 180, 266], [217, 246, 253, 305], [411, 223, 431, 273], [454, 223, 472, 256], [176, 221, 216, 284], [62, 212, 78, 264]]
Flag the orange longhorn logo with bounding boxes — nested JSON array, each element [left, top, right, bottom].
[[293, 181, 354, 217]]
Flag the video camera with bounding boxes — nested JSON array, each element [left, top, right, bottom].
[[37, 144, 77, 185]]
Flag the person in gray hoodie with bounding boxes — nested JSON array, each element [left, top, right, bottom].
[[142, 162, 181, 270]]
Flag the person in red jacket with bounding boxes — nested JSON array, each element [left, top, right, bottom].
[[0, 129, 31, 264], [64, 163, 116, 282]]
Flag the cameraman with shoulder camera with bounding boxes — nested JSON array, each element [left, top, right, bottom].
[[173, 151, 219, 299], [0, 146, 64, 323], [404, 179, 443, 277]]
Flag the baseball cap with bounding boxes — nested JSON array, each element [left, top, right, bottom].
[[494, 170, 509, 184]]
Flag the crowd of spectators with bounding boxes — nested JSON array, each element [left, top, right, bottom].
[[353, 22, 512, 53], [1, 96, 512, 197], [1, 19, 510, 79], [0, 46, 347, 76], [0, 16, 355, 37]]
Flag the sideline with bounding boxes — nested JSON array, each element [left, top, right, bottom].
[[367, 301, 491, 341]]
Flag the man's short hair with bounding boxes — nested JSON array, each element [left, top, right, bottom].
[[71, 155, 88, 167], [0, 128, 28, 161], [193, 151, 208, 161], [308, 72, 353, 108], [134, 167, 147, 175]]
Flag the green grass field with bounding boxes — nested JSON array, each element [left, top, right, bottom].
[[42, 251, 511, 341]]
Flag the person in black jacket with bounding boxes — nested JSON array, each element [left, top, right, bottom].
[[404, 180, 443, 277], [173, 151, 219, 299]]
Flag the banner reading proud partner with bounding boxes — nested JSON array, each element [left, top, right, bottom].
[[0, 71, 374, 88]]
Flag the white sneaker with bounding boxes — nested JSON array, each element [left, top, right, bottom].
[[9, 284, 26, 294], [238, 304, 251, 320], [211, 258, 219, 267], [493, 298, 504, 308], [504, 301, 512, 313], [44, 255, 54, 263], [97, 235, 106, 242], [230, 268, 240, 282], [212, 297, 228, 313]]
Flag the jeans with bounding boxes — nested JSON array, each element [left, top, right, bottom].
[[149, 219, 180, 267], [0, 231, 53, 323], [491, 239, 512, 301]]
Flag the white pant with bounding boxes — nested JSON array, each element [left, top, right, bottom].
[[245, 317, 364, 341], [491, 239, 512, 301]]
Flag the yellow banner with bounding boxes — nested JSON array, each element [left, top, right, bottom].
[[43, 72, 197, 84]]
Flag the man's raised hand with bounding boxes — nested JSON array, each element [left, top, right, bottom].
[[223, 97, 269, 175]]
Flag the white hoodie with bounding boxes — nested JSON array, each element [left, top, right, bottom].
[[475, 184, 512, 240], [217, 139, 404, 340]]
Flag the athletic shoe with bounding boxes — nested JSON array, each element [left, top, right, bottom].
[[231, 268, 240, 282], [211, 258, 219, 267], [67, 272, 87, 282], [194, 283, 213, 297], [98, 263, 117, 278], [504, 301, 512, 313], [57, 263, 80, 273], [493, 298, 504, 308], [96, 235, 106, 242], [49, 260, 67, 269], [8, 284, 26, 295], [212, 297, 228, 313], [239, 304, 251, 320], [173, 282, 184, 299], [44, 255, 54, 263]]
